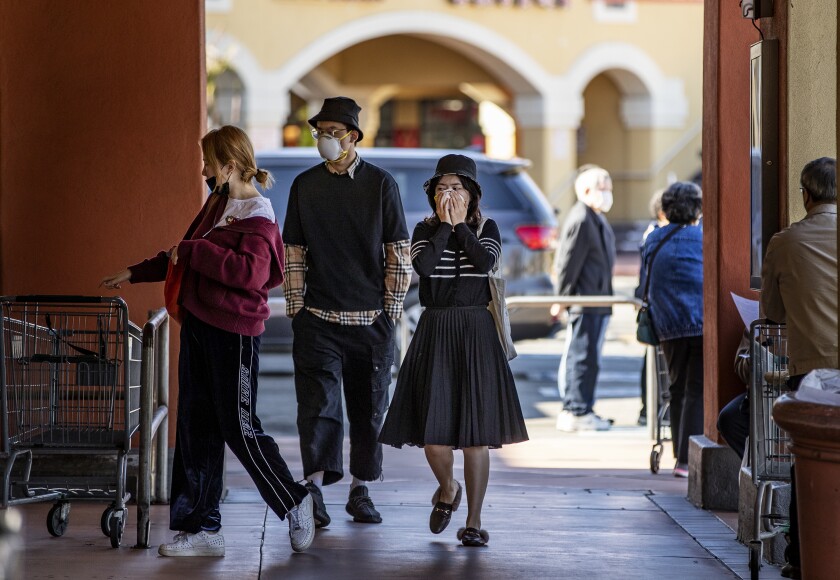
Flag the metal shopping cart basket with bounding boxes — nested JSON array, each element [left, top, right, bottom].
[[0, 296, 141, 547], [648, 344, 672, 473], [747, 320, 792, 580]]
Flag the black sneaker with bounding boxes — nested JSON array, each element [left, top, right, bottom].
[[304, 481, 330, 528], [345, 485, 382, 524]]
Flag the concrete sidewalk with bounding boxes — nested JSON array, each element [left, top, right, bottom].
[[8, 276, 785, 579], [11, 411, 783, 580]]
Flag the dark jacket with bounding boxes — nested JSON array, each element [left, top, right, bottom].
[[129, 193, 284, 337], [555, 201, 615, 315]]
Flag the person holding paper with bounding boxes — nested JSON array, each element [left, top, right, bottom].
[[760, 156, 837, 579]]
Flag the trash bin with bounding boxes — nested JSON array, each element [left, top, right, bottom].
[[773, 387, 840, 580]]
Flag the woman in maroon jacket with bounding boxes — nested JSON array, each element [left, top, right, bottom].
[[101, 126, 314, 557]]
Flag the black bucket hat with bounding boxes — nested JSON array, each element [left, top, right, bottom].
[[423, 154, 482, 197], [308, 96, 364, 142]]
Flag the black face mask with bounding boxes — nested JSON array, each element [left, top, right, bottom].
[[205, 177, 230, 196]]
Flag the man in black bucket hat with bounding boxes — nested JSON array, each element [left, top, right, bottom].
[[283, 96, 411, 529], [307, 96, 364, 142]]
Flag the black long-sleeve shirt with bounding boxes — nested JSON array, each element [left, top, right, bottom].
[[411, 218, 500, 308]]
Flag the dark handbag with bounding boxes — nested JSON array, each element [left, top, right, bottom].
[[636, 225, 684, 345], [636, 306, 659, 346]]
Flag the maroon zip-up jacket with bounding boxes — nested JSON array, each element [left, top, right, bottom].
[[129, 193, 284, 336]]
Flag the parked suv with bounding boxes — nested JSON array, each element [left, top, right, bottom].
[[256, 148, 559, 350]]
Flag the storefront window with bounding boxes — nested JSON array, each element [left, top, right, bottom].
[[376, 98, 484, 151]]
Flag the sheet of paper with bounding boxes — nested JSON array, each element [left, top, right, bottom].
[[730, 292, 759, 329]]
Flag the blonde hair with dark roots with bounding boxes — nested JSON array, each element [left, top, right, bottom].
[[201, 125, 274, 190]]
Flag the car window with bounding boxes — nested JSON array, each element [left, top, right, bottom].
[[383, 165, 527, 212], [260, 156, 530, 222], [476, 171, 528, 211]]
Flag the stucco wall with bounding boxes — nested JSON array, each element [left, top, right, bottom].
[[206, 0, 703, 220], [787, 0, 837, 222], [0, 0, 206, 444]]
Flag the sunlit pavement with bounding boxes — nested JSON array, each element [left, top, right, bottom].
[[10, 277, 784, 579]]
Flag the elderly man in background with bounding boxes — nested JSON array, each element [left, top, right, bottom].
[[760, 156, 837, 579], [554, 165, 616, 432]]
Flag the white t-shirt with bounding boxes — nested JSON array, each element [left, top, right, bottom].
[[214, 196, 275, 229]]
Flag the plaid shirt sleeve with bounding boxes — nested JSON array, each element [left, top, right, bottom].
[[284, 244, 307, 317], [383, 239, 411, 319]]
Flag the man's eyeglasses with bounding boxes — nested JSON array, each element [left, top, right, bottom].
[[311, 128, 348, 139], [799, 186, 808, 194]]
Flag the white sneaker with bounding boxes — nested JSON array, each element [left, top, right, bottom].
[[158, 530, 225, 557], [288, 492, 315, 553], [556, 411, 613, 432]]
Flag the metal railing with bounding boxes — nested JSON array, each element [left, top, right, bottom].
[[135, 308, 170, 549], [398, 294, 642, 362], [505, 295, 642, 309]]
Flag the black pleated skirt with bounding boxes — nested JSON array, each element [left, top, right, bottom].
[[379, 306, 528, 449]]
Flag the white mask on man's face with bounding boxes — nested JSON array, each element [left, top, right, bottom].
[[599, 190, 614, 213], [316, 132, 352, 162]]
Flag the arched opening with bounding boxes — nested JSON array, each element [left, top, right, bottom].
[[285, 34, 518, 157], [207, 66, 247, 129], [578, 70, 654, 227]]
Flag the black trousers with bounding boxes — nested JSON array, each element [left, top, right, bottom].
[[717, 392, 749, 460], [170, 314, 307, 533], [292, 310, 394, 486], [560, 312, 609, 416], [661, 336, 704, 464]]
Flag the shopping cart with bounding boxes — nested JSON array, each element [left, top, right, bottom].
[[648, 344, 672, 473], [0, 296, 142, 548], [747, 320, 792, 580]]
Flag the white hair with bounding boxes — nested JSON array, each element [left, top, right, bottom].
[[574, 167, 610, 201]]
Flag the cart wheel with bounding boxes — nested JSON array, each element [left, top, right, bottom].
[[101, 505, 116, 537], [109, 512, 125, 548], [749, 541, 761, 580], [46, 501, 70, 537], [650, 448, 661, 474]]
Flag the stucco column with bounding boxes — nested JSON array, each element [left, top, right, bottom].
[[515, 91, 581, 215]]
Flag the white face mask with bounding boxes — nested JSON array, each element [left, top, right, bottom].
[[316, 133, 351, 162], [599, 190, 613, 213]]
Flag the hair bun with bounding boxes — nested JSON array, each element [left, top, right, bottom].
[[254, 168, 274, 190]]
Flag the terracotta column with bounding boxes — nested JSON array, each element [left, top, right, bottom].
[[0, 0, 206, 445]]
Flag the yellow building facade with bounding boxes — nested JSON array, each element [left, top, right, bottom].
[[206, 0, 703, 224]]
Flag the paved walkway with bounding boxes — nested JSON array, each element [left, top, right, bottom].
[[8, 274, 786, 579], [11, 412, 784, 580]]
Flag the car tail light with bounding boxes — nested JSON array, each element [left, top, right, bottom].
[[515, 225, 556, 250]]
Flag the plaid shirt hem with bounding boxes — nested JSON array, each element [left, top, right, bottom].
[[304, 308, 381, 326]]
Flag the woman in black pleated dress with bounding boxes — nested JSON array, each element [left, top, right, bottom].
[[379, 154, 528, 547]]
